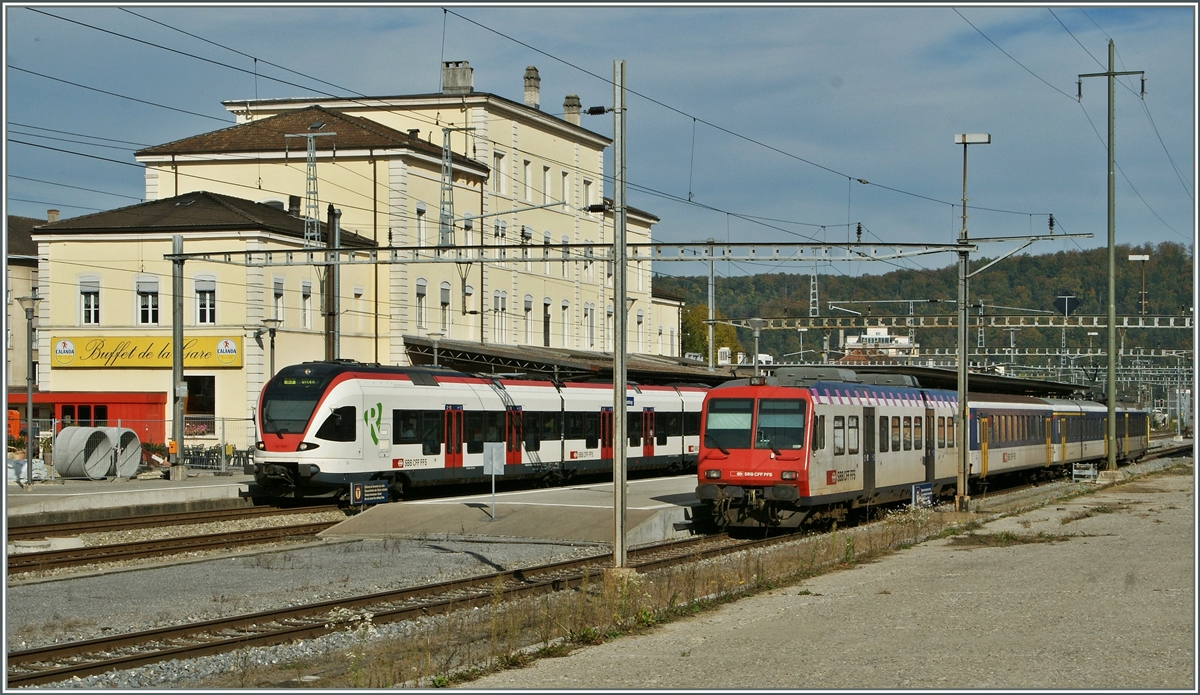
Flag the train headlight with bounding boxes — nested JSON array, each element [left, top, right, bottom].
[[781, 470, 798, 480], [255, 441, 266, 451], [704, 469, 721, 479], [297, 442, 321, 452]]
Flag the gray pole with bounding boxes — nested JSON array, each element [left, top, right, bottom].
[[1105, 40, 1117, 472], [956, 141, 971, 512], [612, 59, 628, 569], [707, 239, 715, 372], [23, 290, 38, 487], [332, 208, 342, 361], [171, 234, 186, 478], [1079, 40, 1142, 472]]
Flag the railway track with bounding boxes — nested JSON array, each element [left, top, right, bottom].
[[7, 505, 341, 542], [6, 532, 786, 687], [7, 522, 336, 575]]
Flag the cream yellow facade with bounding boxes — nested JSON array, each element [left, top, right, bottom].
[[134, 64, 680, 363], [33, 218, 379, 434]]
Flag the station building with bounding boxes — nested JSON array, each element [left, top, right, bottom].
[[11, 62, 687, 450]]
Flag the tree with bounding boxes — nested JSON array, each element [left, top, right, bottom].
[[680, 304, 743, 358]]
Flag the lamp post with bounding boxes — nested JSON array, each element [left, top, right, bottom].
[[748, 318, 767, 376], [427, 332, 445, 367], [798, 327, 807, 365], [261, 318, 281, 378], [1128, 254, 1149, 316], [17, 290, 42, 488], [954, 132, 990, 512]]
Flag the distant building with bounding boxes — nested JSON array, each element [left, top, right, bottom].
[[842, 326, 918, 359], [6, 212, 50, 421]]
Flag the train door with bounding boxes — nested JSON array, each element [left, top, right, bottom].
[[862, 407, 876, 497], [600, 407, 614, 461], [505, 406, 523, 465], [979, 415, 990, 478], [642, 408, 655, 459], [1044, 416, 1053, 467], [444, 406, 464, 468], [924, 408, 935, 483]]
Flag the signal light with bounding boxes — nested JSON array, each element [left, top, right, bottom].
[[749, 376, 766, 386], [704, 469, 721, 479], [781, 470, 798, 480]]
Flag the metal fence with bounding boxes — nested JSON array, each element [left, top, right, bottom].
[[8, 415, 257, 474]]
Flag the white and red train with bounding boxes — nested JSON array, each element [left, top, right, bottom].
[[249, 360, 706, 500], [695, 367, 1150, 529]]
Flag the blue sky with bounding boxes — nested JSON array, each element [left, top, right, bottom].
[[4, 4, 1195, 279]]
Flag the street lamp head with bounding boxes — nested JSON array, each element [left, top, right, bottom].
[[747, 318, 767, 330], [954, 133, 991, 144], [16, 293, 41, 313]]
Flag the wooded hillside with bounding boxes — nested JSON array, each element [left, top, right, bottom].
[[656, 241, 1193, 361]]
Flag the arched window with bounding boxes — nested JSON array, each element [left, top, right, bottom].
[[415, 278, 427, 329]]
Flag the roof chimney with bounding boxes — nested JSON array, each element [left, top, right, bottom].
[[442, 60, 473, 95], [563, 94, 581, 126], [288, 195, 301, 217], [46, 209, 60, 223], [407, 129, 420, 139], [524, 66, 541, 110]]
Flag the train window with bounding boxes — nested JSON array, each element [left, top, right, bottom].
[[627, 412, 642, 447], [913, 417, 922, 450], [421, 411, 443, 455], [902, 417, 912, 451], [523, 411, 542, 452], [938, 417, 946, 448], [395, 411, 421, 444], [684, 411, 701, 437], [947, 416, 955, 447], [833, 416, 845, 455], [704, 399, 754, 450], [878, 416, 889, 453], [755, 399, 805, 450], [846, 415, 859, 455], [891, 416, 901, 452], [658, 411, 680, 446], [541, 411, 561, 443], [315, 406, 356, 442]]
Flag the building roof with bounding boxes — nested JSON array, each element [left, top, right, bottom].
[[222, 91, 612, 146], [134, 105, 483, 174], [6, 215, 43, 264], [30, 191, 377, 247]]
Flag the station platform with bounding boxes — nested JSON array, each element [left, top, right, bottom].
[[322, 475, 702, 548], [4, 472, 255, 526]]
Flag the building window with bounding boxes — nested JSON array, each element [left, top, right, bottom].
[[561, 301, 570, 347], [637, 310, 644, 352], [543, 232, 551, 275], [136, 277, 160, 325], [542, 166, 551, 204], [583, 179, 593, 208], [606, 304, 614, 351], [522, 160, 532, 201], [301, 281, 312, 329], [80, 277, 100, 325], [492, 291, 508, 344], [561, 234, 570, 277], [585, 303, 595, 348], [415, 278, 427, 329], [543, 298, 552, 347], [273, 278, 285, 324], [561, 171, 569, 207], [354, 286, 365, 334], [524, 295, 534, 345], [415, 202, 427, 247], [196, 276, 216, 325], [440, 281, 452, 336], [492, 152, 505, 193]]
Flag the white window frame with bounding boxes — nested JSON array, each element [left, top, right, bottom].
[[196, 275, 217, 325], [415, 202, 427, 247], [80, 276, 100, 325], [492, 152, 505, 194], [440, 281, 452, 336], [561, 301, 570, 348], [522, 160, 532, 201], [272, 277, 285, 325], [415, 278, 427, 330], [300, 281, 313, 329], [136, 277, 160, 326], [542, 166, 551, 204]]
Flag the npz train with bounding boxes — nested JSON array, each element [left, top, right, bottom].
[[695, 366, 1149, 530], [248, 360, 707, 500]]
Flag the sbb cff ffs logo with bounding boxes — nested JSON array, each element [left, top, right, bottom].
[[826, 469, 857, 485]]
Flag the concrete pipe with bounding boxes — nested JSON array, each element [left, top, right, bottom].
[[52, 427, 113, 480], [102, 428, 142, 478]]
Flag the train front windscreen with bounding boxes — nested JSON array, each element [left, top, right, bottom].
[[260, 364, 339, 437], [703, 397, 806, 453]]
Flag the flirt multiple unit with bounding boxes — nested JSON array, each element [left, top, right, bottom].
[[249, 361, 707, 500], [695, 367, 1149, 529]]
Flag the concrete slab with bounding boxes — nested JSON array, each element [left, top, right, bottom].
[[4, 473, 255, 525], [322, 475, 700, 547]]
